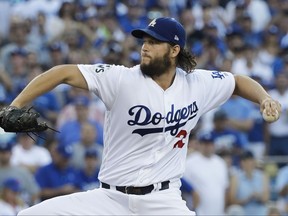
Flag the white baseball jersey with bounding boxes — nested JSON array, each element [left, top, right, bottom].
[[77, 64, 235, 186]]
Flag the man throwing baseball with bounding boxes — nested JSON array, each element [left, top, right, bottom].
[[1, 17, 281, 215]]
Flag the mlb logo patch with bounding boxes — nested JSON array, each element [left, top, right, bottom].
[[148, 19, 157, 27]]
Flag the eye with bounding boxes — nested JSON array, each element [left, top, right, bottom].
[[149, 40, 156, 45]]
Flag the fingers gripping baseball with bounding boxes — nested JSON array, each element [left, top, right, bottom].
[[260, 98, 282, 123]]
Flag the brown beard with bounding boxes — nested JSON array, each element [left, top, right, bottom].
[[140, 50, 172, 78]]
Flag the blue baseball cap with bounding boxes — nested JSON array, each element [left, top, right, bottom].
[[131, 17, 186, 49], [49, 42, 63, 52], [56, 144, 73, 159], [2, 178, 21, 192], [198, 132, 214, 143], [10, 48, 28, 57], [0, 141, 13, 151], [240, 150, 254, 160]]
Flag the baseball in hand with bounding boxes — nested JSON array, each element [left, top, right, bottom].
[[262, 109, 279, 123]]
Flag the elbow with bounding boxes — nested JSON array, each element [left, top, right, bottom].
[[48, 65, 72, 83], [232, 74, 242, 96]]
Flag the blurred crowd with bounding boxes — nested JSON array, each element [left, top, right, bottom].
[[0, 0, 288, 215]]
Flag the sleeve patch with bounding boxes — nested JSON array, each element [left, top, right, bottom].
[[211, 71, 228, 79], [94, 64, 111, 73]]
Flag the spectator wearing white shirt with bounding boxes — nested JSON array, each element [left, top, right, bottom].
[[11, 134, 51, 174], [183, 132, 229, 215], [231, 45, 274, 87], [0, 141, 40, 206]]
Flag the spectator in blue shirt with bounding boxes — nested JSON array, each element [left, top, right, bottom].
[[228, 151, 270, 215], [116, 1, 149, 34], [211, 109, 246, 167], [70, 121, 103, 169], [220, 95, 254, 149], [76, 149, 100, 192], [57, 95, 103, 146], [35, 142, 80, 201], [180, 177, 199, 211], [236, 13, 263, 48]]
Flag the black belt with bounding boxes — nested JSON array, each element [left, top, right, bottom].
[[101, 181, 170, 195]]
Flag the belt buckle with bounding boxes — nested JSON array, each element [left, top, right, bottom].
[[125, 186, 142, 195], [125, 186, 135, 194], [124, 186, 129, 194]]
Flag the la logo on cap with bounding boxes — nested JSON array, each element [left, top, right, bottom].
[[174, 35, 179, 41], [148, 19, 156, 27]]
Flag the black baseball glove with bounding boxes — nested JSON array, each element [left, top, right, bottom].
[[0, 106, 51, 133]]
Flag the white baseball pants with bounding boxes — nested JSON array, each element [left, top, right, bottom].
[[18, 187, 195, 215]]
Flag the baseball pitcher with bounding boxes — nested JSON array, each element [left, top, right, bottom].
[[0, 17, 281, 215]]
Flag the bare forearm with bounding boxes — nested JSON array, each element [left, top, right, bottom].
[[11, 69, 61, 108], [233, 75, 271, 105], [11, 65, 88, 108]]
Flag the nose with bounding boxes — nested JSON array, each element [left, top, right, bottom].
[[141, 43, 148, 52], [141, 47, 148, 57]]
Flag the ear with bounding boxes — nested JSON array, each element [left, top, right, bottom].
[[170, 45, 180, 58]]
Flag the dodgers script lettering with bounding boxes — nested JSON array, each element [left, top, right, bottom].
[[127, 102, 198, 136]]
